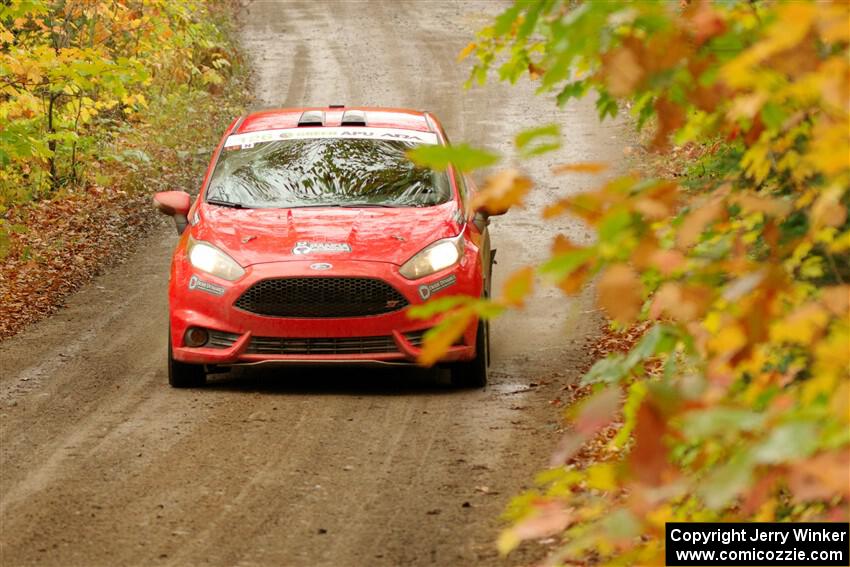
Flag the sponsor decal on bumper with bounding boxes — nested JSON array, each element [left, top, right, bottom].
[[188, 275, 225, 296], [418, 274, 457, 300]]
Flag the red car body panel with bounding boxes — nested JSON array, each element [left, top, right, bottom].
[[194, 202, 460, 267], [167, 107, 485, 367]]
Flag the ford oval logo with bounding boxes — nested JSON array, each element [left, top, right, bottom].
[[310, 263, 333, 271]]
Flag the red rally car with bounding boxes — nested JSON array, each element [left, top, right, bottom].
[[154, 106, 498, 389]]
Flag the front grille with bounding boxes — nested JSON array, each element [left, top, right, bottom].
[[405, 330, 427, 347], [246, 335, 399, 355], [234, 277, 408, 318], [207, 330, 239, 349]]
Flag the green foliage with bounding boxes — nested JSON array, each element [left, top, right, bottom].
[[425, 0, 850, 563], [0, 0, 238, 211], [515, 124, 560, 158], [407, 143, 499, 172]]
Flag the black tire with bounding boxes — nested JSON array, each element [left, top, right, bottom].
[[168, 332, 206, 388], [450, 319, 488, 388]]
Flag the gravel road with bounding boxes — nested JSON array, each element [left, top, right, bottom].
[[0, 2, 625, 566]]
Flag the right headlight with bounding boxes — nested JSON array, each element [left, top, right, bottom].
[[399, 235, 464, 280], [187, 236, 245, 281]]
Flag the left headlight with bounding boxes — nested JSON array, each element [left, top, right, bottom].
[[187, 237, 245, 281], [400, 235, 464, 280]]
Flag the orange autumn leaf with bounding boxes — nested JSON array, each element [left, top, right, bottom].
[[597, 264, 642, 324], [676, 197, 727, 249], [689, 0, 727, 46], [732, 193, 792, 217], [457, 41, 476, 62], [471, 169, 532, 215], [649, 249, 686, 276], [602, 45, 644, 97], [551, 162, 608, 175], [557, 263, 591, 295], [632, 233, 660, 270], [500, 266, 534, 308], [551, 233, 580, 255], [633, 182, 680, 221], [543, 191, 607, 223], [628, 400, 672, 485], [821, 285, 850, 317], [652, 96, 686, 149], [788, 451, 850, 502], [649, 282, 712, 322], [418, 309, 474, 367], [528, 62, 545, 80]]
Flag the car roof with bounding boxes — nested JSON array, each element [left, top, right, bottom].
[[235, 106, 435, 134]]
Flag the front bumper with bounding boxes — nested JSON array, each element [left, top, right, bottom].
[[168, 255, 482, 366]]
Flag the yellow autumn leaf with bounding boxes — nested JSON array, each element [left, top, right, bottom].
[[496, 530, 520, 556], [770, 303, 829, 345], [812, 325, 850, 384], [646, 504, 673, 530], [586, 463, 616, 491], [708, 324, 747, 355]]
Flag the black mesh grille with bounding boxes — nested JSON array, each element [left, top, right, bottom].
[[234, 277, 408, 318], [246, 335, 398, 355]]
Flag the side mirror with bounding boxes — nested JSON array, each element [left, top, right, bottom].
[[475, 204, 508, 217], [153, 191, 191, 235]]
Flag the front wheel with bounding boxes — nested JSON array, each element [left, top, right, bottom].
[[168, 332, 206, 388], [450, 319, 488, 388]]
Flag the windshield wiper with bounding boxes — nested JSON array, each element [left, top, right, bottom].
[[207, 198, 246, 209]]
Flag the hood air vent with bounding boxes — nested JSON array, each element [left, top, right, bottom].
[[340, 110, 367, 126], [298, 110, 324, 126]]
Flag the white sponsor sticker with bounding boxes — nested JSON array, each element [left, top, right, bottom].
[[292, 241, 352, 255], [224, 127, 439, 149], [188, 275, 226, 296], [418, 274, 457, 300]]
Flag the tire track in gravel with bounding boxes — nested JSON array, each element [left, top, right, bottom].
[[0, 2, 627, 566]]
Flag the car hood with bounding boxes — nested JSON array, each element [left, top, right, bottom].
[[192, 202, 462, 267]]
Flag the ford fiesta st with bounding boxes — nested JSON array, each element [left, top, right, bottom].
[[154, 106, 498, 389]]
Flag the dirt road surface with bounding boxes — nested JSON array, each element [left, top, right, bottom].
[[0, 2, 625, 566]]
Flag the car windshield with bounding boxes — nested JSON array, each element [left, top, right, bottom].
[[205, 138, 451, 208]]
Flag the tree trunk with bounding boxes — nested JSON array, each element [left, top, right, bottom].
[[47, 92, 58, 192]]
